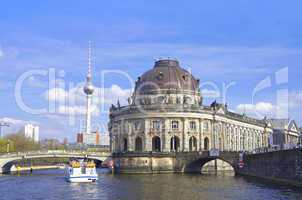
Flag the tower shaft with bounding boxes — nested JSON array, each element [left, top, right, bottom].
[[85, 94, 92, 134]]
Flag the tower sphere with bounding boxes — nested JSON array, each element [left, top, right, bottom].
[[84, 83, 94, 95]]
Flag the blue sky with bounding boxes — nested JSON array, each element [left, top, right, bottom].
[[0, 0, 302, 142]]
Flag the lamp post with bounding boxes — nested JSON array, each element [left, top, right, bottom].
[[6, 140, 10, 153], [0, 122, 10, 138]]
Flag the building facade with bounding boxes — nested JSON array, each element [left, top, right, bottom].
[[109, 59, 272, 153], [269, 119, 301, 147], [77, 131, 100, 145]]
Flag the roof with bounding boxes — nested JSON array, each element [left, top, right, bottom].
[[268, 119, 289, 129], [267, 119, 300, 131], [134, 59, 200, 95]]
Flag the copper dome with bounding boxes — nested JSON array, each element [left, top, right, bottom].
[[134, 59, 200, 95]]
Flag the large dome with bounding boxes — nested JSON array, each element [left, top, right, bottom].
[[134, 59, 200, 95]]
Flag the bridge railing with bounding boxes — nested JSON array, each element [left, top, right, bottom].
[[0, 150, 111, 157], [245, 144, 302, 155]]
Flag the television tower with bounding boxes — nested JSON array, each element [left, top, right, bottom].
[[83, 41, 94, 135]]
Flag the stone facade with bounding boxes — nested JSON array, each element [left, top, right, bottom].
[[269, 119, 301, 147], [109, 59, 272, 154]]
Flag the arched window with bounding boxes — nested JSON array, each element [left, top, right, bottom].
[[152, 136, 161, 152], [135, 137, 143, 152], [123, 138, 128, 152], [170, 136, 180, 152], [204, 137, 209, 150], [189, 136, 197, 151]]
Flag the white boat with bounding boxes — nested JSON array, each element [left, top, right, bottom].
[[65, 159, 98, 183]]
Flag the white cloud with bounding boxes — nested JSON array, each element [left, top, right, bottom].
[[27, 76, 46, 88], [236, 102, 276, 119], [57, 105, 100, 116], [43, 84, 132, 116], [46, 87, 70, 103], [0, 48, 3, 58], [98, 85, 132, 105], [201, 89, 220, 98], [0, 117, 39, 135], [0, 117, 38, 126]]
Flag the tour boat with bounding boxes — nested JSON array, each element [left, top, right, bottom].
[[65, 159, 98, 183]]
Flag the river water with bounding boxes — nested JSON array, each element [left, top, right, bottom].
[[0, 169, 301, 200]]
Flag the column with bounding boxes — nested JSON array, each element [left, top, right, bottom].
[[199, 118, 203, 151], [163, 119, 170, 152], [183, 118, 188, 152], [229, 126, 232, 151], [144, 119, 151, 151]]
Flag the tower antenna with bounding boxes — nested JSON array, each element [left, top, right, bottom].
[[87, 41, 92, 81]]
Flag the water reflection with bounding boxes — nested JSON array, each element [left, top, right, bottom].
[[0, 169, 301, 200]]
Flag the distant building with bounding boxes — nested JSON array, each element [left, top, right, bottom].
[[63, 138, 68, 145], [77, 130, 100, 145], [19, 124, 39, 142], [268, 119, 300, 147], [100, 133, 110, 146], [76, 133, 84, 143], [40, 138, 61, 149]]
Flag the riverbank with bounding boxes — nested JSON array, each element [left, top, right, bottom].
[[10, 164, 65, 173]]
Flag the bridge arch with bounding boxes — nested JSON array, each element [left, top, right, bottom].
[[182, 152, 239, 174], [201, 158, 234, 174]]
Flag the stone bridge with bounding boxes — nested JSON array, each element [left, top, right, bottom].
[[0, 150, 111, 174], [112, 151, 240, 173], [176, 151, 240, 173]]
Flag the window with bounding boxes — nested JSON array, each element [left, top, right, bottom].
[[135, 137, 143, 152], [170, 136, 180, 152], [190, 121, 196, 130], [172, 121, 179, 130], [203, 122, 209, 131], [152, 121, 161, 130], [134, 121, 140, 131], [152, 136, 161, 152], [123, 138, 128, 152], [157, 72, 164, 80], [189, 136, 197, 151]]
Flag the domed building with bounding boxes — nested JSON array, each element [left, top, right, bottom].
[[109, 59, 272, 154]]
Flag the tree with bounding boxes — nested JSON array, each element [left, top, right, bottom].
[[4, 133, 40, 152], [0, 138, 14, 153]]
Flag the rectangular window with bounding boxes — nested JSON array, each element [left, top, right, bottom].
[[203, 122, 209, 131], [190, 121, 196, 130], [152, 121, 161, 130], [172, 121, 179, 130], [134, 121, 140, 130]]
